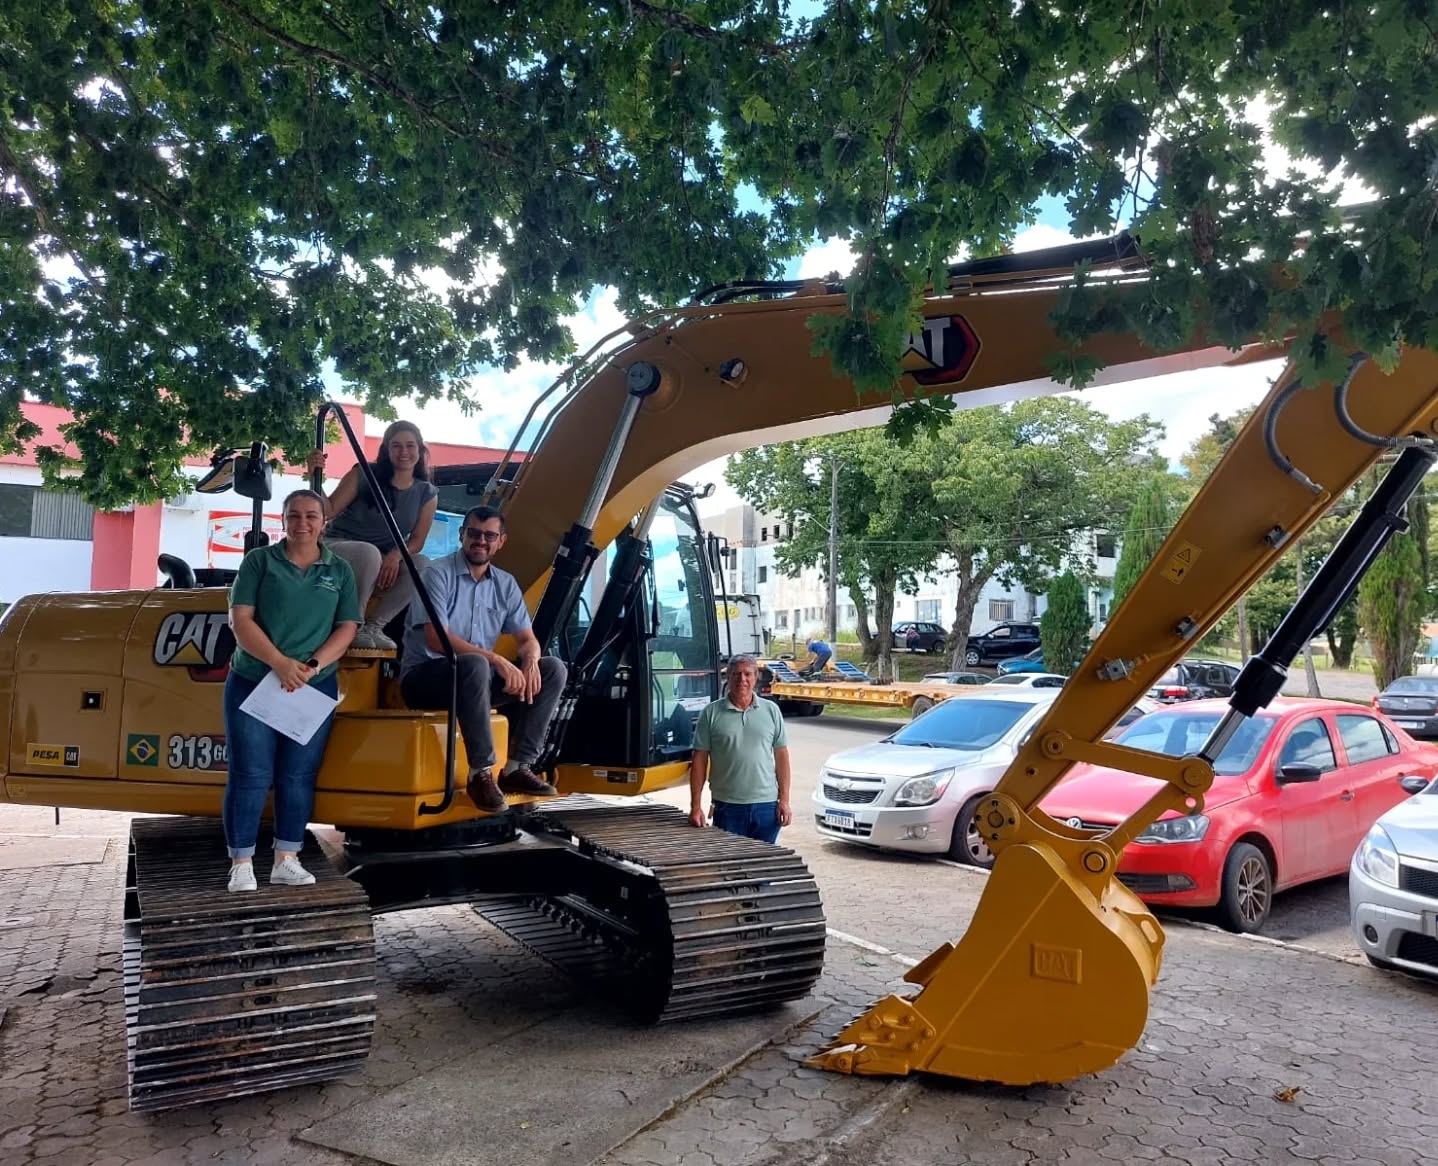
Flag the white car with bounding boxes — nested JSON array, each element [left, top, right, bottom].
[[987, 672, 1068, 689], [812, 689, 1157, 866], [1350, 773, 1438, 977]]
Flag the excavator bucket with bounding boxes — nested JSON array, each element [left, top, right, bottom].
[[808, 837, 1162, 1084]]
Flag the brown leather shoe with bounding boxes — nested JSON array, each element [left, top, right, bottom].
[[498, 765, 559, 797], [466, 769, 508, 813]]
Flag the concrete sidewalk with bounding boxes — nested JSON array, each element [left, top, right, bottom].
[[1, 807, 1435, 1166]]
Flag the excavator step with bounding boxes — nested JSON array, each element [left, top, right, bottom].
[[123, 818, 376, 1113], [477, 803, 826, 1022]]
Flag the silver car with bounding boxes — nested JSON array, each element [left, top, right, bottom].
[[813, 688, 1058, 865], [1350, 773, 1438, 976]]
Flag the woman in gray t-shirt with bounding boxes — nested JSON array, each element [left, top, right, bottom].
[[306, 420, 439, 650]]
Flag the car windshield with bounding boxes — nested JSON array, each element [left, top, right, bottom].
[[1115, 711, 1278, 776], [886, 699, 1033, 750], [1386, 676, 1438, 694]]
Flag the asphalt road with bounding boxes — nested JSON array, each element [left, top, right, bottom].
[[657, 711, 1360, 965]]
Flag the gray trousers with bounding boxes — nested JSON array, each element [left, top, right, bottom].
[[400, 655, 567, 771], [327, 540, 429, 626]]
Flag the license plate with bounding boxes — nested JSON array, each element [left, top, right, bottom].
[[1397, 720, 1425, 729], [823, 810, 855, 829]]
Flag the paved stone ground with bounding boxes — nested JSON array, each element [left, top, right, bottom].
[[2, 800, 1436, 1166]]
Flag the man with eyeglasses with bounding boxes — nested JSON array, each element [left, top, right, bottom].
[[399, 505, 564, 812]]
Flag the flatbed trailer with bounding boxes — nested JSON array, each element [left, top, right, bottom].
[[764, 677, 959, 719]]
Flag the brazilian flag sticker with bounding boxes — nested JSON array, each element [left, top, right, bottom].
[[126, 734, 160, 768]]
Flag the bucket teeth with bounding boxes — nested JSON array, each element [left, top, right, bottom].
[[804, 994, 935, 1076]]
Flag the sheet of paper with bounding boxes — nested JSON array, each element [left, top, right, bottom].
[[238, 669, 339, 745]]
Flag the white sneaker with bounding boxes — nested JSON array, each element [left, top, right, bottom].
[[227, 863, 257, 893], [270, 856, 316, 886], [351, 621, 397, 651]]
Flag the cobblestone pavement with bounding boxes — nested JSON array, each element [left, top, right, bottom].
[[3, 750, 1437, 1166]]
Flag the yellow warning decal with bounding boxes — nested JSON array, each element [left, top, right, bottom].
[[1160, 542, 1201, 584]]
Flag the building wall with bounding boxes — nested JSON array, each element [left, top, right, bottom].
[[708, 501, 1119, 648], [0, 402, 513, 605]]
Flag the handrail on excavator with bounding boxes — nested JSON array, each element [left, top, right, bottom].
[[312, 402, 459, 817]]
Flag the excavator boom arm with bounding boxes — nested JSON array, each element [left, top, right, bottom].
[[487, 239, 1438, 1087]]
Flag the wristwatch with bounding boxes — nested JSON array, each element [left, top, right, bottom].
[[305, 656, 320, 669]]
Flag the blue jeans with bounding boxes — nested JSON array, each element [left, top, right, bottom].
[[221, 671, 339, 859], [712, 800, 781, 844]]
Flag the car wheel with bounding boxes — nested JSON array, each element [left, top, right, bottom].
[[928, 642, 943, 655], [964, 648, 981, 667], [1217, 842, 1272, 933], [910, 696, 934, 718], [948, 794, 995, 869]]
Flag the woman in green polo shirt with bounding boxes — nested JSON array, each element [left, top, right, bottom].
[[222, 489, 361, 893]]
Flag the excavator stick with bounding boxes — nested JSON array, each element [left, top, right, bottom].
[[811, 837, 1160, 1083], [812, 343, 1438, 1086]]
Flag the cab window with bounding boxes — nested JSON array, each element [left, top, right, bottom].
[[1277, 718, 1338, 773]]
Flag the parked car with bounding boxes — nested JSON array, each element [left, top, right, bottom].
[[996, 647, 1047, 675], [1373, 674, 1438, 738], [893, 621, 948, 654], [1041, 698, 1438, 933], [921, 671, 992, 686], [987, 672, 1067, 689], [1147, 658, 1240, 704], [812, 688, 1153, 867], [963, 621, 1041, 667], [1351, 773, 1438, 977]]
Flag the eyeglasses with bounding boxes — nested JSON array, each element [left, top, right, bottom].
[[463, 529, 503, 543]]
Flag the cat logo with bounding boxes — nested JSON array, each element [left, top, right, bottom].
[[28, 743, 79, 767], [900, 314, 981, 386], [153, 612, 235, 679]]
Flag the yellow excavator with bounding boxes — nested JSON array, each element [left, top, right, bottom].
[[4, 232, 1437, 1111]]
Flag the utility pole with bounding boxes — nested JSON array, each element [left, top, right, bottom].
[[827, 454, 839, 643]]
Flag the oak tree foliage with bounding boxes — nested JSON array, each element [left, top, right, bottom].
[[2, 2, 1436, 505], [726, 397, 1168, 676]]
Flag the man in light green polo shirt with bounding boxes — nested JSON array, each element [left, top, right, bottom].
[[688, 655, 791, 843]]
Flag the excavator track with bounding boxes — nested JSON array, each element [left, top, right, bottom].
[[123, 818, 377, 1112], [477, 803, 826, 1021]]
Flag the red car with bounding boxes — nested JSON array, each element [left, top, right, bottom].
[[1041, 698, 1438, 933]]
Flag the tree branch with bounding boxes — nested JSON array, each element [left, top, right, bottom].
[[0, 133, 97, 283], [628, 1, 787, 53]]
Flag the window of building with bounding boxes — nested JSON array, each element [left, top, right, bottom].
[[1095, 534, 1117, 559], [758, 566, 767, 583], [728, 572, 738, 593], [0, 484, 94, 541], [760, 526, 768, 542], [786, 523, 794, 539], [844, 604, 856, 621], [916, 599, 941, 623], [988, 599, 1015, 622], [775, 610, 788, 629], [792, 609, 801, 629]]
